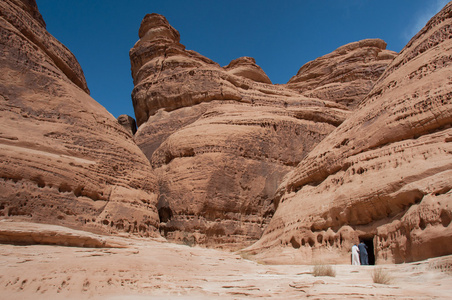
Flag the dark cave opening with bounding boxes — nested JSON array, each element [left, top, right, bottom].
[[360, 236, 375, 265], [158, 206, 173, 223]]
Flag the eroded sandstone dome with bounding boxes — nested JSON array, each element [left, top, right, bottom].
[[0, 0, 160, 236], [129, 13, 395, 249], [246, 2, 452, 264], [286, 38, 397, 108], [3, 0, 449, 265]]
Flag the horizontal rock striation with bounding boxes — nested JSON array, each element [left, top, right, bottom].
[[0, 220, 126, 247], [130, 14, 393, 249], [0, 0, 89, 94], [286, 39, 397, 108], [247, 2, 452, 264], [0, 0, 160, 237], [224, 56, 272, 84]]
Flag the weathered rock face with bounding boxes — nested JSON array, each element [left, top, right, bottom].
[[247, 2, 452, 264], [117, 114, 137, 135], [0, 0, 89, 94], [0, 0, 160, 236], [224, 56, 272, 84], [130, 14, 393, 249], [0, 220, 126, 248], [286, 39, 397, 108]]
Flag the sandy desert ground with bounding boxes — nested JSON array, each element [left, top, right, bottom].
[[0, 221, 451, 299]]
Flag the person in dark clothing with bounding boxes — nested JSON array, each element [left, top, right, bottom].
[[358, 241, 369, 265]]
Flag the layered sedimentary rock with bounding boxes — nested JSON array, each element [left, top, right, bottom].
[[0, 0, 89, 94], [224, 56, 272, 84], [247, 2, 452, 264], [0, 0, 159, 236], [130, 14, 393, 248], [286, 39, 397, 108], [0, 220, 126, 247]]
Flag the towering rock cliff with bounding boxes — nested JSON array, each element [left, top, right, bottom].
[[5, 0, 448, 265], [130, 14, 394, 248], [0, 0, 160, 236], [247, 2, 452, 264]]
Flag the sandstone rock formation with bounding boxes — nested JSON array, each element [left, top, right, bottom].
[[0, 0, 159, 237], [286, 39, 397, 108], [4, 0, 449, 268], [130, 14, 394, 249], [224, 56, 272, 84], [117, 114, 137, 135], [0, 0, 89, 94], [0, 220, 126, 248], [247, 2, 452, 264]]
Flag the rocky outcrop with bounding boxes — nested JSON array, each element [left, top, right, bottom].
[[0, 0, 89, 94], [2, 0, 447, 264], [286, 39, 397, 108], [247, 2, 452, 264], [224, 56, 272, 84], [117, 114, 137, 135], [130, 14, 393, 249], [0, 220, 126, 247], [0, 0, 159, 237]]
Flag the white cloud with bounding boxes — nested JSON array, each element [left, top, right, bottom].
[[403, 0, 450, 42]]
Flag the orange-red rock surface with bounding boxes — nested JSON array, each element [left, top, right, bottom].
[[286, 39, 397, 108], [130, 14, 393, 248], [2, 0, 451, 268], [247, 2, 452, 264], [0, 0, 159, 236]]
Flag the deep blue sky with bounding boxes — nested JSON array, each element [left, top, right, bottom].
[[37, 0, 449, 120]]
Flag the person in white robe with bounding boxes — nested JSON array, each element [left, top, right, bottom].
[[351, 244, 360, 265]]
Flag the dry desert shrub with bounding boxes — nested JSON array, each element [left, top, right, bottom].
[[312, 263, 336, 277], [371, 267, 392, 284]]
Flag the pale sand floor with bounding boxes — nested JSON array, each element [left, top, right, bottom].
[[0, 232, 451, 299]]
